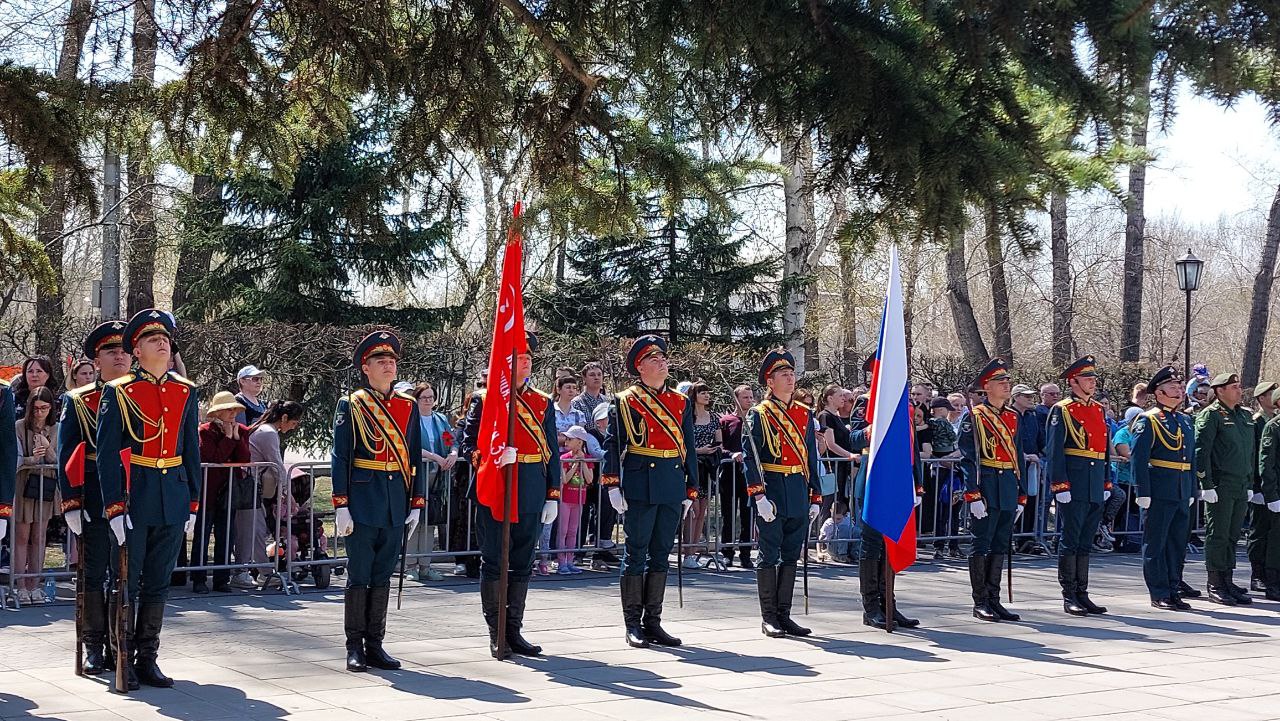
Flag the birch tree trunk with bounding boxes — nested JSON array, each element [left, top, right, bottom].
[[1050, 190, 1074, 366], [781, 127, 816, 371], [32, 0, 93, 361], [1241, 182, 1280, 387]]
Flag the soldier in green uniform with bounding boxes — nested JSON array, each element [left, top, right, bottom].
[[1254, 387, 1280, 601], [1194, 372, 1257, 605], [1132, 366, 1198, 610], [1246, 381, 1278, 592]]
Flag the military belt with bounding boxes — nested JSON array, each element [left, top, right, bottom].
[[353, 459, 402, 472], [85, 453, 97, 462], [628, 446, 680, 459], [761, 463, 804, 474], [1065, 448, 1106, 460], [132, 455, 183, 469], [518, 453, 547, 464], [980, 459, 1014, 470], [1149, 459, 1191, 471]]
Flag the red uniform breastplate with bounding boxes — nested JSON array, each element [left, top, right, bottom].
[[1067, 401, 1108, 453], [119, 377, 190, 460], [623, 388, 687, 452], [513, 388, 551, 459]]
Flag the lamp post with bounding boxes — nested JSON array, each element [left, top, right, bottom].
[[1174, 248, 1205, 382]]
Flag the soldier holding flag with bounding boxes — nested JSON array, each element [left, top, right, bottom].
[[602, 335, 696, 649], [59, 321, 131, 677], [331, 330, 426, 672]]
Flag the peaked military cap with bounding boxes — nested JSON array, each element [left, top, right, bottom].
[[1061, 355, 1098, 380], [84, 320, 127, 359], [1209, 372, 1239, 388], [759, 348, 796, 386], [524, 331, 538, 354], [355, 330, 401, 368], [626, 334, 667, 374], [1254, 381, 1278, 399], [1145, 365, 1182, 394], [974, 358, 1010, 388], [123, 309, 176, 354]]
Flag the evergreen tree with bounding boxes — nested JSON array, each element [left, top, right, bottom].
[[178, 119, 451, 329]]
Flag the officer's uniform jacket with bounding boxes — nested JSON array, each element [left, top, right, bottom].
[[1132, 404, 1197, 503], [1194, 400, 1257, 492], [332, 386, 427, 528], [462, 385, 561, 512], [958, 401, 1027, 510], [602, 384, 698, 505], [1045, 396, 1112, 502], [741, 395, 822, 518], [59, 380, 108, 518], [97, 368, 202, 526]]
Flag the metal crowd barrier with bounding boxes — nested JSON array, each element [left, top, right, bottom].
[[0, 451, 1219, 608]]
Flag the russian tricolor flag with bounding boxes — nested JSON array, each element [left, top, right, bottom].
[[861, 244, 917, 573]]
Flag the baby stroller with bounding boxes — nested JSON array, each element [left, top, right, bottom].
[[268, 467, 334, 590]]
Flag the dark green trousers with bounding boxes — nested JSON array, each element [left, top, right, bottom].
[[1204, 486, 1248, 571]]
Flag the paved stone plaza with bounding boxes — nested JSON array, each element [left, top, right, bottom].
[[3, 553, 1280, 721]]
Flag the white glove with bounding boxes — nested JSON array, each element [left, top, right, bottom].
[[540, 500, 558, 525], [1201, 488, 1219, 504], [1104, 491, 1111, 502], [914, 495, 922, 507], [1251, 492, 1266, 505], [64, 510, 85, 537], [969, 500, 987, 520], [809, 503, 820, 522], [404, 509, 421, 542], [1268, 500, 1280, 514], [0, 518, 6, 541], [109, 514, 130, 546], [755, 496, 777, 523], [608, 487, 628, 514], [1015, 504, 1025, 522], [1055, 491, 1072, 504], [335, 507, 355, 536], [499, 447, 518, 467], [681, 499, 693, 519], [184, 513, 197, 538], [1136, 496, 1151, 509]]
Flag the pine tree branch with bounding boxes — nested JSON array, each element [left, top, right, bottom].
[[496, 0, 599, 92]]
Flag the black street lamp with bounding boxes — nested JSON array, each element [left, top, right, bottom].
[[1175, 248, 1205, 382]]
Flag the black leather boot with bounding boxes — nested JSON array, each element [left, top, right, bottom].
[[621, 575, 648, 648], [757, 566, 785, 637], [1076, 555, 1107, 614], [987, 555, 1020, 621], [775, 564, 810, 636], [642, 572, 682, 646], [364, 586, 402, 669], [82, 590, 110, 676], [480, 580, 511, 660], [970, 555, 998, 622], [1059, 555, 1087, 616], [345, 585, 369, 671], [1177, 579, 1202, 598], [1225, 571, 1252, 604], [1251, 560, 1267, 592], [860, 555, 888, 628], [1207, 570, 1237, 606], [892, 607, 921, 629], [133, 603, 173, 688], [506, 580, 543, 656], [1265, 569, 1280, 602]]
